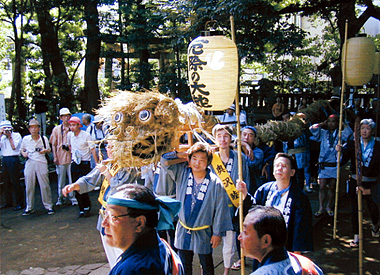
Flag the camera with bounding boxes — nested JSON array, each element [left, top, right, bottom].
[[62, 144, 70, 151], [4, 130, 11, 134], [35, 147, 42, 152]]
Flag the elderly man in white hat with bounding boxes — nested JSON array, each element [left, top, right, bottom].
[[20, 119, 54, 215], [86, 115, 108, 168], [217, 103, 247, 131], [0, 120, 24, 211], [49, 108, 77, 206]]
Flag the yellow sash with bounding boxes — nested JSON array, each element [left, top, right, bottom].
[[98, 178, 110, 208], [98, 163, 120, 208], [211, 153, 240, 208], [179, 219, 210, 231]]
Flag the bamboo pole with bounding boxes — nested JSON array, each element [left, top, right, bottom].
[[376, 74, 379, 138], [333, 19, 348, 239], [230, 15, 245, 275], [354, 116, 364, 275], [358, 189, 363, 275]]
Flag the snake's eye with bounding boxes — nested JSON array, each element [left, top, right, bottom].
[[113, 112, 123, 123], [139, 110, 152, 123]]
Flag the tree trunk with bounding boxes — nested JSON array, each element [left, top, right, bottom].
[[81, 0, 101, 113], [34, 0, 72, 109], [8, 1, 26, 121], [9, 38, 26, 121], [139, 48, 150, 89]]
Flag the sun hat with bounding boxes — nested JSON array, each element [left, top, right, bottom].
[[0, 120, 13, 129], [28, 119, 40, 127], [68, 116, 83, 127], [59, 108, 71, 116], [93, 115, 104, 124], [228, 104, 236, 111]]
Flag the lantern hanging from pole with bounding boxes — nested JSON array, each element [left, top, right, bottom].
[[188, 30, 238, 111], [342, 36, 376, 86], [373, 52, 380, 75]]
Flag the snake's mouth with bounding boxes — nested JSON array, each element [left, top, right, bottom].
[[131, 134, 170, 159]]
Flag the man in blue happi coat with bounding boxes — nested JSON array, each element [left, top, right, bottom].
[[156, 142, 232, 275], [310, 114, 353, 217], [238, 205, 324, 275], [103, 184, 184, 275], [237, 153, 313, 256]]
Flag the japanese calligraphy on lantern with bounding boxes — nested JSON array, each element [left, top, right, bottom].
[[187, 35, 238, 111]]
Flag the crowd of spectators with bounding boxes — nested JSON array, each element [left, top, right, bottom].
[[0, 108, 107, 217]]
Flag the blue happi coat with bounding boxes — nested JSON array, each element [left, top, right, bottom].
[[156, 156, 232, 254], [309, 125, 353, 179], [109, 230, 184, 275], [243, 181, 313, 252]]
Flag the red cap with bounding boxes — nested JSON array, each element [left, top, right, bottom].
[[68, 116, 83, 127]]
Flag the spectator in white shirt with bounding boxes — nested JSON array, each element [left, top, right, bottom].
[[20, 119, 54, 215], [0, 120, 23, 211], [67, 116, 98, 217]]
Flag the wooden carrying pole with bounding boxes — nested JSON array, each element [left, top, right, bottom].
[[230, 15, 245, 275], [354, 117, 364, 275], [333, 19, 348, 239]]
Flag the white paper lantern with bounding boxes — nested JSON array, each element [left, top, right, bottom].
[[342, 37, 376, 86], [188, 32, 238, 111]]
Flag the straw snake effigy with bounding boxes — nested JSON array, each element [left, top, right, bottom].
[[96, 89, 337, 168]]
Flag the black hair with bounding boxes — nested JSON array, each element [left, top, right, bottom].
[[115, 184, 159, 228], [188, 142, 213, 166], [274, 153, 297, 170], [248, 205, 287, 248]]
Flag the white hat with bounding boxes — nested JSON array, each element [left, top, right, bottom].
[[59, 108, 71, 116], [28, 119, 40, 127], [0, 120, 12, 129], [228, 104, 235, 111], [93, 115, 104, 124]]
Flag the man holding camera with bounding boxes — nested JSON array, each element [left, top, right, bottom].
[[0, 120, 23, 211], [20, 119, 54, 215], [49, 108, 77, 206]]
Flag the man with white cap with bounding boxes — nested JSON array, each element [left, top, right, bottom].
[[49, 108, 77, 206], [0, 120, 23, 210], [217, 104, 247, 129], [87, 115, 108, 168], [20, 119, 54, 215], [67, 116, 98, 217]]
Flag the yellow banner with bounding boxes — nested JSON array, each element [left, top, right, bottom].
[[211, 153, 239, 208], [97, 163, 120, 208], [98, 178, 109, 208]]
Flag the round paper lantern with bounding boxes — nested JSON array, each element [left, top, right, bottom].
[[373, 52, 380, 75], [342, 37, 376, 86], [188, 31, 238, 111]]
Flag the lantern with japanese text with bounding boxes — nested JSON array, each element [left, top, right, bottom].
[[187, 31, 238, 111], [342, 36, 376, 86]]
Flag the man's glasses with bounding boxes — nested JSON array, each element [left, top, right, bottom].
[[99, 209, 131, 224]]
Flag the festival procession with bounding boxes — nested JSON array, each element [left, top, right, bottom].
[[1, 1, 380, 275]]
